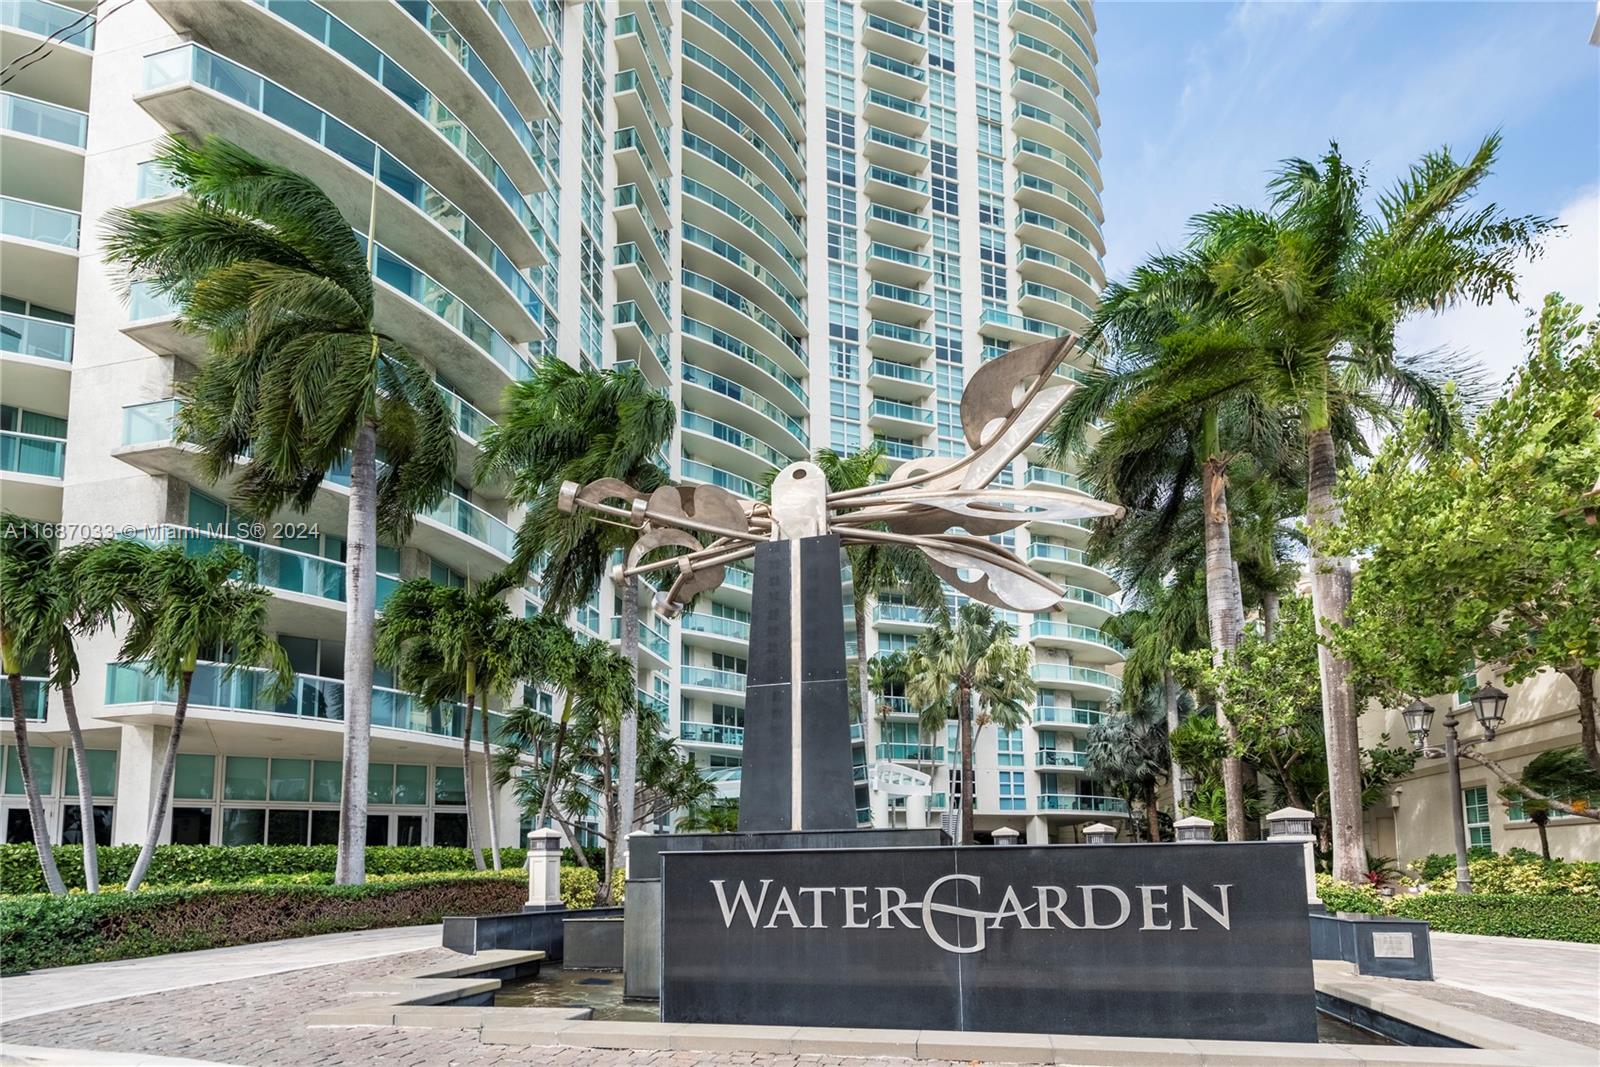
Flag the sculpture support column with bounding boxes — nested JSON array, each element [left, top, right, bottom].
[[738, 535, 858, 831]]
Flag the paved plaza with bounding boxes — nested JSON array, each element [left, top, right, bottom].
[[2, 925, 1596, 1065]]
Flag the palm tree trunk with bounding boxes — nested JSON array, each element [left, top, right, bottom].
[[615, 575, 641, 845], [1145, 782, 1160, 841], [538, 694, 572, 826], [7, 672, 65, 894], [478, 678, 500, 871], [1164, 670, 1183, 813], [59, 674, 99, 892], [1261, 591, 1281, 641], [1200, 443, 1247, 843], [1561, 664, 1598, 774], [462, 690, 484, 869], [125, 671, 191, 893], [1535, 816, 1550, 860], [959, 682, 975, 845], [855, 600, 871, 733], [335, 418, 379, 886], [599, 732, 618, 905], [1305, 422, 1365, 883]]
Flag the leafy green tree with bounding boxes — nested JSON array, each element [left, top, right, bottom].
[[1333, 295, 1600, 775], [477, 356, 674, 855], [1117, 136, 1551, 882], [677, 798, 739, 833], [906, 604, 1034, 844], [375, 575, 554, 870], [78, 541, 291, 891], [103, 135, 454, 885], [1084, 688, 1171, 841], [1500, 748, 1600, 859]]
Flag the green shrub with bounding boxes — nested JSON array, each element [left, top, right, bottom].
[[1411, 847, 1496, 881], [1425, 854, 1600, 896], [0, 844, 530, 895], [560, 865, 598, 910], [0, 873, 527, 974], [1389, 893, 1600, 943], [1316, 874, 1383, 914]]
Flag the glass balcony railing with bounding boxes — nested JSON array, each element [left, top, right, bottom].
[[0, 676, 47, 720], [141, 43, 545, 314], [683, 223, 805, 325], [127, 282, 180, 322], [611, 616, 670, 662], [876, 743, 943, 763], [0, 91, 86, 146], [722, 566, 753, 591], [1, 194, 78, 248], [438, 385, 494, 444], [874, 435, 933, 462], [682, 362, 807, 448], [135, 161, 183, 201], [867, 243, 932, 272], [1030, 621, 1125, 652], [871, 398, 934, 426], [615, 16, 672, 106], [681, 666, 747, 693], [868, 359, 933, 386], [0, 429, 65, 478], [682, 411, 790, 468], [128, 524, 399, 609], [1024, 464, 1091, 493], [390, 0, 536, 149], [2, 0, 93, 46], [1032, 663, 1121, 692], [874, 602, 929, 624], [1013, 0, 1094, 66], [871, 280, 932, 309], [681, 457, 758, 500], [868, 320, 934, 349], [866, 128, 930, 165], [1014, 136, 1098, 193], [682, 177, 805, 281], [865, 50, 927, 84], [680, 317, 805, 403], [105, 660, 501, 742], [680, 612, 752, 642], [1037, 793, 1130, 815], [1035, 749, 1087, 769], [866, 11, 926, 45], [679, 269, 804, 363], [680, 721, 745, 747], [1062, 585, 1118, 613], [682, 1, 802, 121], [877, 695, 913, 715], [979, 308, 1069, 340], [1033, 704, 1108, 728], [865, 88, 927, 121], [420, 493, 515, 559], [1019, 243, 1099, 289], [1025, 541, 1095, 567], [121, 398, 179, 446], [866, 164, 930, 195], [1, 310, 72, 363]]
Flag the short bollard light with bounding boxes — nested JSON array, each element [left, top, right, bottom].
[[1174, 814, 1215, 843], [991, 826, 1020, 845], [625, 828, 653, 882], [526, 827, 565, 912], [1265, 806, 1319, 908], [1082, 822, 1116, 845]]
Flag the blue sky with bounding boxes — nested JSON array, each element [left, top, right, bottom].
[[1093, 1, 1600, 384]]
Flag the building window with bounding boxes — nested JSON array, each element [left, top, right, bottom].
[[1463, 786, 1491, 848], [999, 771, 1025, 811], [996, 728, 1022, 767]]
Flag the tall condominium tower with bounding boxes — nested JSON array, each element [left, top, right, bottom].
[[0, 0, 1121, 852]]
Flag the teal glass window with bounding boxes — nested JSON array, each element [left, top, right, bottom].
[[187, 487, 228, 532], [368, 762, 395, 805], [174, 753, 215, 799], [312, 760, 342, 803], [3, 744, 53, 795], [223, 756, 268, 801], [65, 749, 117, 797], [221, 807, 265, 845], [269, 758, 310, 802], [434, 765, 465, 804], [393, 764, 427, 805]]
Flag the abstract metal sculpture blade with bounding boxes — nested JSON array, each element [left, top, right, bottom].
[[556, 334, 1120, 614]]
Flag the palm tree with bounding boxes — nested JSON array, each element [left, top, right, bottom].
[[477, 356, 674, 858], [0, 517, 69, 894], [376, 575, 542, 870], [865, 650, 911, 730], [78, 540, 291, 891], [1501, 748, 1600, 860], [906, 604, 1034, 844], [103, 135, 455, 885], [1177, 136, 1553, 879], [1084, 689, 1172, 841]]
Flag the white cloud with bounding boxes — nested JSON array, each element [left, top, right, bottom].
[[1395, 187, 1600, 392]]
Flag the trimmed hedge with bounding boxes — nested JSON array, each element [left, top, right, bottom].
[[0, 872, 527, 975], [1388, 893, 1600, 943], [0, 844, 529, 895]]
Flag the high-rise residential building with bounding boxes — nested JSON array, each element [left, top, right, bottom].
[[0, 0, 1121, 852]]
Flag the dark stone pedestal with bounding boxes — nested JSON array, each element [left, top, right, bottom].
[[442, 906, 622, 957], [739, 535, 858, 832], [1310, 911, 1434, 980], [563, 916, 624, 970]]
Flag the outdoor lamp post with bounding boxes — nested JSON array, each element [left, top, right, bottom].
[[1177, 770, 1196, 808], [1174, 815, 1214, 843], [1265, 806, 1319, 909], [1404, 683, 1508, 895]]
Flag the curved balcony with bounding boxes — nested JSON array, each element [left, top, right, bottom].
[[863, 10, 927, 63], [1013, 174, 1104, 255], [1057, 584, 1118, 622], [866, 243, 933, 289], [136, 45, 544, 342], [613, 244, 671, 334], [680, 268, 806, 380], [614, 185, 670, 275], [1032, 662, 1121, 699], [863, 50, 926, 100], [683, 224, 806, 336], [1029, 621, 1126, 664], [1024, 540, 1117, 594], [867, 358, 934, 402], [1019, 243, 1103, 300], [1017, 209, 1101, 271], [416, 0, 548, 122], [868, 280, 933, 325], [863, 126, 930, 178], [681, 410, 795, 479], [1035, 749, 1087, 771], [867, 397, 934, 438], [680, 666, 747, 701], [863, 87, 928, 137], [682, 362, 808, 456], [1032, 703, 1110, 730], [1037, 794, 1130, 818], [1020, 280, 1096, 323], [680, 720, 745, 750], [683, 85, 804, 214], [1012, 102, 1102, 192], [864, 164, 931, 213], [616, 73, 673, 178], [683, 1, 803, 134], [1010, 29, 1100, 126], [717, 0, 804, 103], [611, 616, 670, 670], [1, 194, 77, 311], [104, 660, 501, 748], [876, 743, 943, 765], [680, 316, 807, 417], [614, 301, 671, 386], [1013, 138, 1102, 215], [1010, 69, 1099, 159], [683, 134, 803, 257], [2, 1, 92, 109], [1010, 0, 1099, 86], [680, 611, 752, 655], [615, 15, 672, 115], [681, 35, 802, 179], [0, 92, 85, 209], [978, 308, 1070, 345], [682, 177, 807, 297], [681, 457, 759, 502], [1023, 464, 1093, 496], [874, 435, 934, 466]]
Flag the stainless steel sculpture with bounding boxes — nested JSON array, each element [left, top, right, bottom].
[[557, 335, 1121, 616]]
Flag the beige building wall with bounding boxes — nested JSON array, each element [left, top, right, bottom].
[[1359, 668, 1600, 866]]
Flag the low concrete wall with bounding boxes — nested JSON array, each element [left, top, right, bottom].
[[1310, 912, 1434, 980], [564, 917, 624, 970], [443, 907, 623, 958]]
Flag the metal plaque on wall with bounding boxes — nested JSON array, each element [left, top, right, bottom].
[[659, 841, 1317, 1042]]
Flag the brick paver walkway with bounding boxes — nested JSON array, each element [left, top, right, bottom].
[[1, 948, 1017, 1067]]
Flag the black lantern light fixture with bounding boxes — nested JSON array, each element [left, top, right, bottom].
[[1471, 682, 1508, 740], [1402, 699, 1434, 753]]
